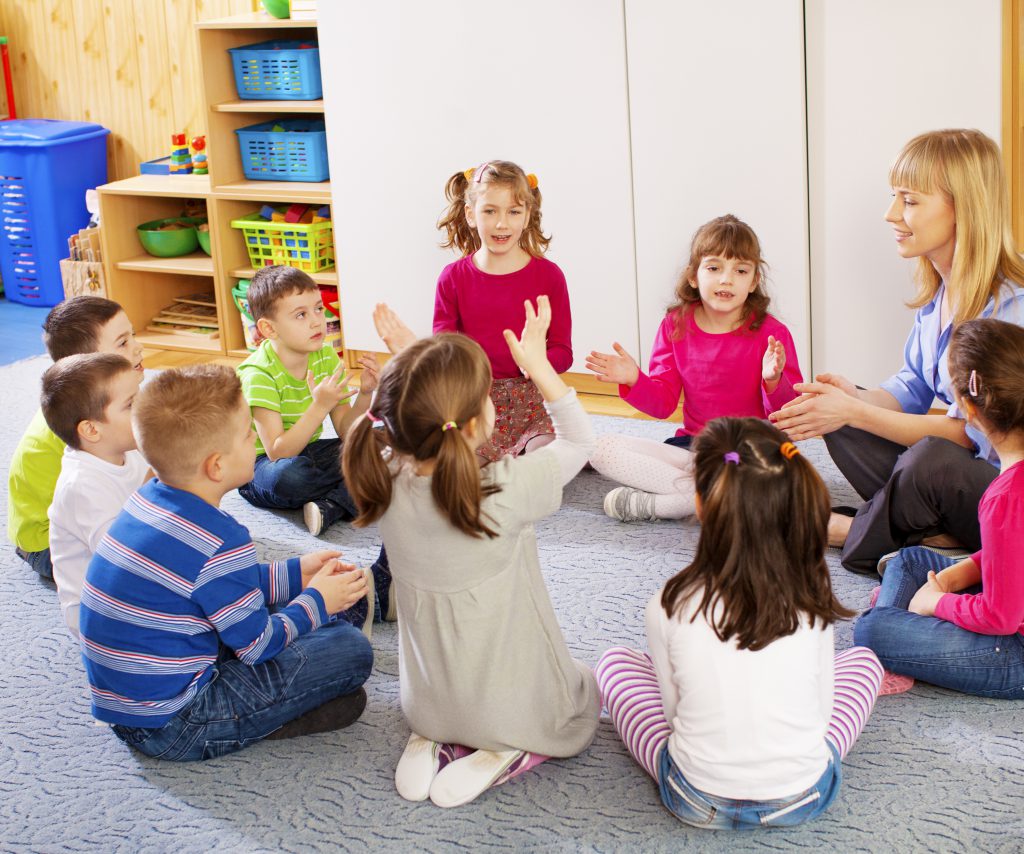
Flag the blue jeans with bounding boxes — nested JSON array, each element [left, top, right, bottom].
[[110, 619, 373, 761], [15, 546, 53, 581], [853, 546, 1024, 699], [658, 743, 841, 829], [238, 438, 357, 525]]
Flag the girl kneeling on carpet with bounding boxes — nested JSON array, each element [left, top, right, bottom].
[[342, 296, 600, 808], [596, 417, 883, 829], [853, 318, 1024, 698]]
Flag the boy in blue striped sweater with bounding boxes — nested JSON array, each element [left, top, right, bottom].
[[79, 364, 373, 761]]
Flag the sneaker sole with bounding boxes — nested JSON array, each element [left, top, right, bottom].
[[303, 502, 324, 536]]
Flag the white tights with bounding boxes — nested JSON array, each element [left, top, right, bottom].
[[590, 433, 697, 519]]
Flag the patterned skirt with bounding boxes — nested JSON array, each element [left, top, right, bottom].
[[477, 376, 554, 462]]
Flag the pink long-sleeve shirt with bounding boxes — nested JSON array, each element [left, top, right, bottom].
[[433, 255, 573, 379], [621, 309, 803, 437], [934, 459, 1024, 635]]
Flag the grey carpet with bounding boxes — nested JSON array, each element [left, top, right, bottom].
[[1, 356, 1021, 853]]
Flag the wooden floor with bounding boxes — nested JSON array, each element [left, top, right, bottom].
[[141, 348, 681, 422]]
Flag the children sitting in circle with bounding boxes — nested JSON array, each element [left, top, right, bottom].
[[587, 214, 802, 522], [434, 160, 573, 462], [343, 296, 600, 808], [854, 318, 1024, 698], [597, 418, 882, 828]]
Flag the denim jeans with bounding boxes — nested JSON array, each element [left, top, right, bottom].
[[238, 438, 357, 523], [15, 546, 53, 581], [110, 619, 373, 761], [657, 743, 841, 829], [853, 546, 1024, 699]]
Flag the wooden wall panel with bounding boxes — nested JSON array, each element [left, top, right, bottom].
[[0, 0, 255, 180]]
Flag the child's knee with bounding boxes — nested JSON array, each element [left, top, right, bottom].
[[589, 434, 618, 472]]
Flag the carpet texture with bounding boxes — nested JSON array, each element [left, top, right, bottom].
[[1, 356, 1021, 852]]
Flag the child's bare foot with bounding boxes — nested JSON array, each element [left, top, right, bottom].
[[827, 512, 853, 547]]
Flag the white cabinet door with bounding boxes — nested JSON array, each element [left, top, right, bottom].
[[625, 0, 810, 373], [318, 1, 639, 367]]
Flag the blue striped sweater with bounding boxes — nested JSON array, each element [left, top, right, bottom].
[[79, 479, 328, 727]]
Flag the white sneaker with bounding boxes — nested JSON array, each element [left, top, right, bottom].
[[395, 733, 443, 802], [303, 500, 326, 536], [428, 748, 524, 808], [603, 487, 658, 522], [876, 545, 972, 577]]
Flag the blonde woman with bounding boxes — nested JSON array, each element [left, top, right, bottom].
[[771, 129, 1024, 574]]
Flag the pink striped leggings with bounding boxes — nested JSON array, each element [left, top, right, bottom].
[[595, 645, 883, 780]]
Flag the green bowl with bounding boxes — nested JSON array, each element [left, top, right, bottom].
[[197, 229, 211, 255], [137, 218, 199, 257], [261, 0, 290, 18]]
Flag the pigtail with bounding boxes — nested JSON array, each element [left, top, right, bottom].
[[519, 183, 551, 258], [432, 428, 499, 539], [438, 171, 481, 256], [342, 414, 395, 528]]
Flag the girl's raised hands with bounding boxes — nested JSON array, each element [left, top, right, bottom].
[[762, 335, 786, 389], [585, 343, 640, 387], [503, 295, 552, 378], [373, 303, 417, 354]]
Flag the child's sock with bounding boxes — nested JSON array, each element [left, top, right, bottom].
[[428, 748, 526, 808], [492, 751, 547, 786]]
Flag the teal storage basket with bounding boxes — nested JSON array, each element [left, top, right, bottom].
[[234, 119, 329, 182], [228, 39, 322, 100]]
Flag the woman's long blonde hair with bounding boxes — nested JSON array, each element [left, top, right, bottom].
[[890, 129, 1024, 324]]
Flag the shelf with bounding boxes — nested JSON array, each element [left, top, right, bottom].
[[229, 264, 337, 285], [135, 330, 223, 354], [99, 174, 211, 198], [117, 253, 215, 276], [212, 99, 324, 113], [213, 179, 332, 204], [197, 11, 317, 29], [228, 347, 254, 359]]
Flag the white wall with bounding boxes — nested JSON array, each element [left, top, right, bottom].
[[806, 0, 1002, 386], [319, 1, 638, 365]]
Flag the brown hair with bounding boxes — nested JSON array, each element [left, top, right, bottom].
[[667, 215, 771, 336], [342, 333, 500, 538], [40, 353, 134, 449], [132, 364, 245, 483], [247, 265, 320, 323], [661, 417, 853, 651], [890, 129, 1024, 325], [42, 296, 124, 361], [437, 160, 550, 258], [948, 317, 1024, 437]]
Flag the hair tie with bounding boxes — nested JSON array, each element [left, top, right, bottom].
[[779, 441, 799, 460], [366, 410, 383, 428], [526, 173, 538, 190], [441, 421, 458, 432], [463, 167, 476, 181], [473, 162, 491, 184], [968, 369, 979, 397], [723, 451, 740, 465]]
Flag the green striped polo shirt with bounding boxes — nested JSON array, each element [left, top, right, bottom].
[[237, 340, 346, 456]]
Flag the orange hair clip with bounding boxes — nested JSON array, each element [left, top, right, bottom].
[[463, 168, 476, 181], [779, 441, 800, 460], [526, 173, 538, 190]]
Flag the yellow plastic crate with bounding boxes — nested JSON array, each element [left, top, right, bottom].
[[231, 207, 334, 273]]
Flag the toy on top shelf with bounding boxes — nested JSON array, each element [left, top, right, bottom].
[[191, 135, 208, 175], [170, 133, 192, 174]]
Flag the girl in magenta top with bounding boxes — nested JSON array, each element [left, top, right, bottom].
[[854, 318, 1024, 698], [586, 214, 803, 522], [434, 160, 572, 462]]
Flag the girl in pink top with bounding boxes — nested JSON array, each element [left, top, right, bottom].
[[586, 215, 803, 521], [434, 161, 572, 462], [854, 318, 1024, 698]]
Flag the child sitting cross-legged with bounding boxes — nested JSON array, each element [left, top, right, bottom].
[[79, 364, 373, 761], [236, 265, 380, 536], [42, 353, 150, 638]]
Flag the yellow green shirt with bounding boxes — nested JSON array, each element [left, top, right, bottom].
[[8, 409, 66, 552]]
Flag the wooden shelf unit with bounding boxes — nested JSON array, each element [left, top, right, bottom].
[[97, 10, 342, 364]]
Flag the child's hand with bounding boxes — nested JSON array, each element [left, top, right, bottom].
[[762, 335, 786, 386], [307, 560, 369, 615], [357, 353, 381, 394], [373, 303, 417, 354], [503, 296, 552, 379], [908, 571, 946, 617], [308, 365, 356, 412], [585, 343, 640, 387], [300, 549, 343, 588]]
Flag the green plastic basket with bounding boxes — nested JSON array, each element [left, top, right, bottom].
[[230, 208, 334, 273]]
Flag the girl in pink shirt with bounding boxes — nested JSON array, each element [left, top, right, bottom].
[[854, 318, 1024, 698], [434, 161, 572, 462], [586, 215, 802, 521]]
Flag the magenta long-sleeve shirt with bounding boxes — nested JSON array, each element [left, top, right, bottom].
[[621, 309, 803, 437], [935, 460, 1024, 636], [433, 255, 573, 379]]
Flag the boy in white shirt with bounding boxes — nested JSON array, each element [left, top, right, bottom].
[[41, 353, 150, 637]]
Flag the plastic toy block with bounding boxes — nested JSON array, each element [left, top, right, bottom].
[[271, 212, 286, 222], [284, 204, 309, 223], [259, 205, 276, 220]]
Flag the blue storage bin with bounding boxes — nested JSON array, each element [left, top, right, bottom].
[[235, 119, 330, 182], [228, 39, 323, 100], [0, 119, 110, 306]]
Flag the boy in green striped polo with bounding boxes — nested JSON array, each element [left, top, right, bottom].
[[236, 266, 381, 536]]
